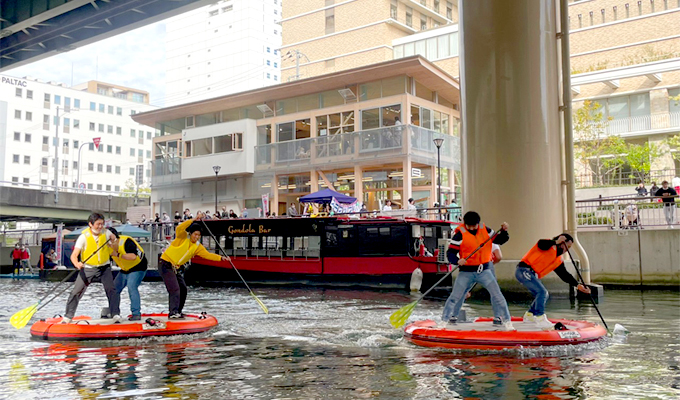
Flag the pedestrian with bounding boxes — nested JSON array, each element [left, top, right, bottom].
[[162, 212, 172, 238], [655, 180, 678, 228], [11, 244, 21, 274], [109, 227, 148, 321], [382, 200, 393, 211], [158, 218, 229, 319], [407, 198, 417, 210], [441, 211, 513, 330], [635, 182, 648, 197], [20, 244, 32, 274], [288, 203, 298, 217], [221, 206, 228, 219], [650, 181, 659, 197], [174, 211, 182, 223], [154, 212, 161, 241], [448, 198, 462, 222], [62, 213, 119, 324], [515, 233, 591, 328]]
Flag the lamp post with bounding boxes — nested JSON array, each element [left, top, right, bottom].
[[107, 194, 112, 223], [76, 141, 95, 192], [213, 165, 221, 215], [433, 137, 445, 220], [53, 106, 61, 203]]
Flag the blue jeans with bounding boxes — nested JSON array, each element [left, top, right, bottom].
[[442, 264, 511, 323], [114, 269, 147, 316], [515, 266, 548, 316]]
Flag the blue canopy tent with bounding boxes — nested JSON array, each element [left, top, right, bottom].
[[299, 188, 357, 204], [65, 224, 151, 239]]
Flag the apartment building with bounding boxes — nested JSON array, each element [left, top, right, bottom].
[[164, 0, 283, 107], [282, 0, 680, 184], [134, 56, 460, 216], [0, 76, 157, 194]]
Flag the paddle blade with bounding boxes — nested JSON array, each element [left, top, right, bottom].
[[390, 301, 418, 328], [10, 303, 38, 330], [250, 292, 269, 314]]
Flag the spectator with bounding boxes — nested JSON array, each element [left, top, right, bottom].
[[174, 211, 182, 223], [221, 206, 228, 219], [288, 203, 298, 217], [382, 200, 393, 211], [635, 182, 648, 197], [241, 209, 249, 218], [655, 180, 677, 228], [20, 244, 33, 274], [229, 209, 238, 219], [407, 198, 417, 210], [139, 214, 148, 229], [213, 213, 221, 219], [45, 249, 58, 269], [183, 209, 193, 221], [625, 203, 640, 228], [650, 181, 659, 196], [11, 244, 21, 273], [154, 213, 161, 241], [162, 212, 172, 238], [448, 198, 462, 222]]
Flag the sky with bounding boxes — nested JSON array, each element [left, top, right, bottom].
[[6, 22, 168, 107]]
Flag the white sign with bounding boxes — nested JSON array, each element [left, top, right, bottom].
[[411, 168, 422, 178], [261, 194, 269, 215]]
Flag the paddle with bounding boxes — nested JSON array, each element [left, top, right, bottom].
[[199, 220, 269, 314], [10, 238, 112, 329], [564, 247, 610, 333], [390, 228, 502, 328]]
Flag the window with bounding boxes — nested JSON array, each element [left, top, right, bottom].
[[130, 148, 135, 156], [130, 168, 135, 176], [87, 183, 93, 189], [88, 163, 94, 171], [25, 133, 31, 142], [325, 8, 335, 34], [98, 124, 104, 132], [420, 18, 427, 31], [106, 165, 112, 173], [390, 0, 398, 18], [73, 140, 79, 148], [115, 166, 120, 174], [97, 184, 102, 191], [209, 10, 218, 16], [14, 132, 20, 141], [24, 155, 30, 165], [54, 95, 61, 105], [97, 164, 103, 172], [11, 177, 19, 185], [434, 0, 440, 13], [12, 154, 19, 163], [106, 105, 113, 114], [138, 149, 143, 157], [99, 144, 104, 152], [146, 150, 151, 158], [446, 1, 452, 19], [107, 145, 112, 153], [99, 104, 105, 113], [147, 131, 152, 140], [23, 178, 30, 185], [116, 146, 121, 155], [267, 73, 271, 79], [266, 47, 271, 53], [73, 161, 78, 169], [266, 60, 271, 66], [274, 75, 278, 81], [89, 143, 94, 151], [115, 185, 120, 191], [130, 129, 136, 137], [107, 125, 113, 134], [27, 90, 33, 99], [74, 99, 80, 108], [185, 116, 195, 128], [116, 107, 122, 116], [15, 110, 21, 119], [16, 88, 22, 97], [406, 7, 413, 27], [90, 102, 96, 111], [74, 119, 80, 129], [116, 127, 122, 135]]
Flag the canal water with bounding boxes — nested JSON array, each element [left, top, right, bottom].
[[0, 280, 677, 399]]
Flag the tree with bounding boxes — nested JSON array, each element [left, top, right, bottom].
[[665, 134, 680, 163], [625, 141, 661, 183], [573, 100, 627, 186], [121, 178, 150, 198]]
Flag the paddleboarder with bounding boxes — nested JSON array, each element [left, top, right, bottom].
[[442, 211, 514, 330], [62, 213, 119, 324], [515, 233, 591, 328], [109, 228, 148, 321], [159, 218, 229, 319]]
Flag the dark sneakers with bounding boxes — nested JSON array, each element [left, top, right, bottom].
[[128, 315, 142, 321], [168, 313, 185, 320]]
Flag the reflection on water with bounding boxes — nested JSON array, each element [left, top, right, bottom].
[[0, 281, 677, 399]]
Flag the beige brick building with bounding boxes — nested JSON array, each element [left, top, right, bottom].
[[281, 0, 680, 187]]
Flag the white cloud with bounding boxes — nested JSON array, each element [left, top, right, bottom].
[[7, 22, 168, 107]]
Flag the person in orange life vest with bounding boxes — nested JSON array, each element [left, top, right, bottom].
[[463, 243, 503, 300], [159, 218, 228, 319], [515, 233, 591, 328], [442, 211, 514, 330], [11, 244, 22, 273], [62, 213, 119, 324]]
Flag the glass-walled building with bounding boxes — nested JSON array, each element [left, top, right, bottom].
[[133, 56, 461, 217]]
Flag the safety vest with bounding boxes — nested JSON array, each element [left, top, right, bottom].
[[521, 243, 563, 279], [455, 224, 492, 265], [81, 228, 112, 266], [112, 235, 144, 271], [161, 237, 200, 267]]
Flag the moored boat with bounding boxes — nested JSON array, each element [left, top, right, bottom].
[[30, 313, 218, 341], [404, 317, 608, 350]]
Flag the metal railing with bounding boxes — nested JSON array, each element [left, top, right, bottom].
[[0, 180, 127, 197], [0, 228, 54, 246], [576, 195, 678, 229], [151, 156, 181, 177], [255, 125, 460, 170], [583, 111, 680, 136], [575, 169, 679, 188]]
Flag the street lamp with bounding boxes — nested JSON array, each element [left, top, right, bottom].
[[433, 137, 445, 220], [76, 140, 96, 192], [107, 194, 112, 222], [213, 165, 221, 215]]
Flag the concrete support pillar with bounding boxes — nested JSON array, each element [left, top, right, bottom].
[[403, 158, 412, 208], [354, 165, 363, 204], [271, 175, 279, 214], [459, 0, 563, 258], [310, 170, 318, 192]]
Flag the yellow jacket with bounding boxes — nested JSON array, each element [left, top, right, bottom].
[[160, 219, 222, 266]]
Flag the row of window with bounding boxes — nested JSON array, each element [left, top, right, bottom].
[[15, 133, 152, 159], [16, 88, 140, 116], [9, 177, 123, 192], [13, 109, 148, 137], [570, 0, 679, 30]]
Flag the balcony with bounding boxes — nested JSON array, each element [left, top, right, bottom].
[[594, 111, 680, 136], [255, 125, 460, 173]]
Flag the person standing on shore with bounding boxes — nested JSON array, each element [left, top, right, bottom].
[[62, 213, 118, 324], [158, 218, 229, 319], [11, 244, 21, 274], [655, 180, 678, 228]]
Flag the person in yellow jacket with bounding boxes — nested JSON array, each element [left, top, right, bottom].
[[159, 218, 228, 319], [515, 233, 591, 328], [63, 213, 118, 324], [109, 228, 147, 321]]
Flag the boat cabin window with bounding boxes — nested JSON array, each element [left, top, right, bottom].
[[423, 227, 434, 237]]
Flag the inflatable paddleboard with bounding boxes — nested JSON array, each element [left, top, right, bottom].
[[30, 313, 218, 341], [404, 317, 607, 350]]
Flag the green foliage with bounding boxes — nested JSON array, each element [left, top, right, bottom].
[[573, 101, 627, 186], [665, 134, 680, 162], [120, 179, 150, 198], [578, 216, 612, 225], [625, 141, 661, 183]]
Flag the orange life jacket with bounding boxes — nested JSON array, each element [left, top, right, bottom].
[[455, 224, 492, 265], [521, 243, 563, 279]]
